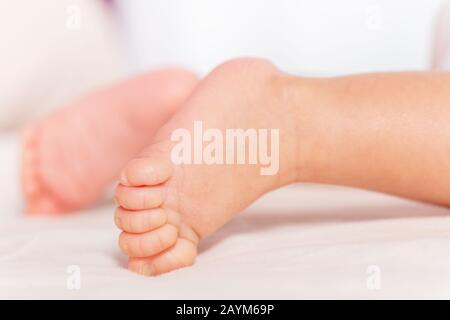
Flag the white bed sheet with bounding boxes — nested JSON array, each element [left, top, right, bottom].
[[1, 185, 450, 299]]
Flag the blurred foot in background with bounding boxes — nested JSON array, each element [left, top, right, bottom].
[[0, 0, 126, 215], [22, 68, 198, 214], [0, 0, 200, 214]]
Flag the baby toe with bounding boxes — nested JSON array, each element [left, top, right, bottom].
[[115, 185, 165, 210], [128, 238, 198, 276], [120, 157, 172, 187], [119, 224, 178, 258], [114, 207, 168, 234]]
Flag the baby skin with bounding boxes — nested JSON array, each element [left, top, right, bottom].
[[115, 58, 450, 276], [22, 68, 198, 213]]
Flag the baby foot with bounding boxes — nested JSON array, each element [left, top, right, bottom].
[[114, 58, 303, 275], [22, 68, 198, 214]]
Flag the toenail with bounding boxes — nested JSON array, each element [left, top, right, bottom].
[[115, 216, 122, 228], [120, 172, 130, 186], [120, 238, 130, 254], [141, 263, 156, 276]]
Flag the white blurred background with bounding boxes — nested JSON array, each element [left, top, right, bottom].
[[0, 0, 447, 131], [117, 0, 445, 76]]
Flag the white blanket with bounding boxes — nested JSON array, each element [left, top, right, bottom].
[[1, 185, 450, 299]]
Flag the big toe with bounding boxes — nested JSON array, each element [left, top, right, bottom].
[[128, 223, 199, 276], [128, 238, 198, 276], [120, 157, 173, 187], [119, 223, 178, 258]]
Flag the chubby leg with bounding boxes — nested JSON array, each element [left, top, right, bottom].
[[115, 58, 450, 276]]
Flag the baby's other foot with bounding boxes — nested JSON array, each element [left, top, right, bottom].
[[22, 69, 198, 214]]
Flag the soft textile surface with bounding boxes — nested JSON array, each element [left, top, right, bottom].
[[1, 185, 450, 299]]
